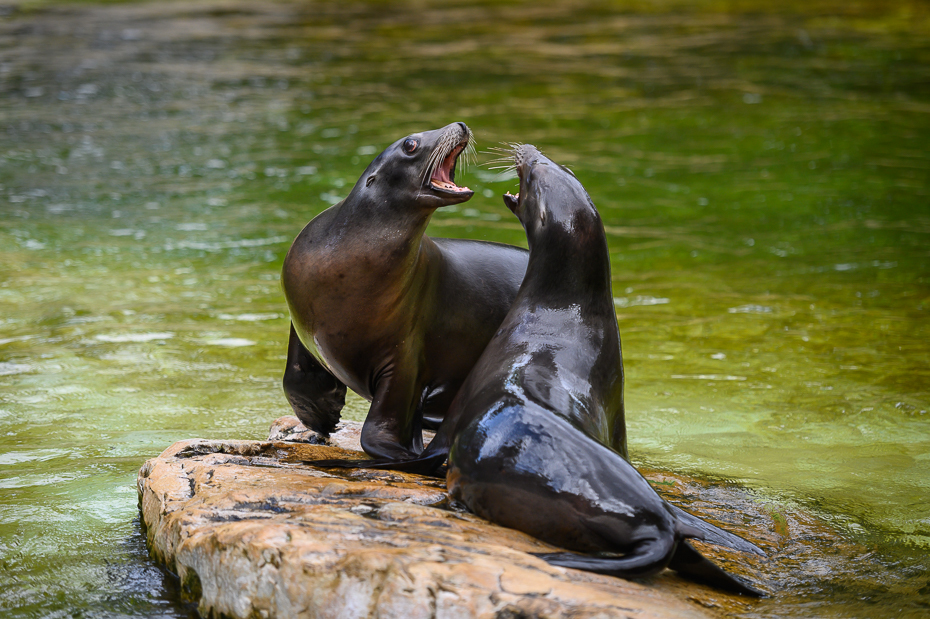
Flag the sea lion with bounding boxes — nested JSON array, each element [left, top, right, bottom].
[[281, 122, 529, 461], [437, 144, 764, 595], [321, 139, 627, 472]]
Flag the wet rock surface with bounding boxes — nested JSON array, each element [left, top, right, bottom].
[[138, 417, 776, 618]]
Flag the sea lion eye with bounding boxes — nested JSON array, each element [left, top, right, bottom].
[[403, 138, 418, 154]]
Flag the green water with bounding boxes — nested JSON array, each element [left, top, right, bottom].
[[0, 0, 927, 616]]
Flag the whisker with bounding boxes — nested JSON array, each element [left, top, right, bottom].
[[465, 139, 477, 171], [422, 139, 446, 183], [482, 156, 511, 164]]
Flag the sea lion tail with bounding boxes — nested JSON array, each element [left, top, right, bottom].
[[531, 537, 674, 580], [670, 503, 765, 556], [668, 540, 766, 597]]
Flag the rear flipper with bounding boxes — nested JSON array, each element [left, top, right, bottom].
[[669, 503, 765, 556], [304, 450, 448, 478], [283, 324, 346, 436], [668, 540, 765, 597], [532, 537, 674, 580]]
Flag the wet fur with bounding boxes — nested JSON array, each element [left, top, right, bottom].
[[442, 144, 764, 596]]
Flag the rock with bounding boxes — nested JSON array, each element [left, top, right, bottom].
[[137, 417, 765, 619], [267, 414, 357, 448]]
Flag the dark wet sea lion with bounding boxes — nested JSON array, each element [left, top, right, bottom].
[[439, 144, 763, 596], [281, 122, 528, 461]]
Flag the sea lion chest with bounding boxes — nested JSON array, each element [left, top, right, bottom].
[[282, 213, 430, 399]]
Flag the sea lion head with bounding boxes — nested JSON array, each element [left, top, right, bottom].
[[502, 143, 594, 239], [358, 122, 475, 209]]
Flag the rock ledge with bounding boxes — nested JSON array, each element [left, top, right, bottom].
[[137, 417, 755, 619]]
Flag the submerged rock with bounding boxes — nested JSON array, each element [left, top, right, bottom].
[[138, 417, 768, 619]]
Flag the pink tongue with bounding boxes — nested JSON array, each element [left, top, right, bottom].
[[433, 164, 452, 184], [431, 145, 464, 187]]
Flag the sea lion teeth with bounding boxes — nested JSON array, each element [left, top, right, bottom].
[[431, 179, 470, 192], [502, 190, 520, 212]]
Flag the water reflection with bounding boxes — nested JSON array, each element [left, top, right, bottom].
[[1, 0, 928, 617]]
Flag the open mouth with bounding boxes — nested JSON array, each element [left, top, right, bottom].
[[488, 142, 533, 213], [428, 143, 471, 194], [503, 190, 520, 212]]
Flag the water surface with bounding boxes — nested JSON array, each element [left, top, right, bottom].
[[0, 1, 928, 617]]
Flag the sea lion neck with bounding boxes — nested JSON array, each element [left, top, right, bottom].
[[506, 144, 613, 308], [518, 204, 615, 311], [330, 186, 436, 248], [520, 239, 614, 312]]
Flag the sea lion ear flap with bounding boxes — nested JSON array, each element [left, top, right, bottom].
[[364, 163, 380, 187], [363, 153, 385, 187]]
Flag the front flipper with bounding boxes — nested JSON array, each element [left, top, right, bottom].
[[283, 324, 347, 436], [532, 537, 674, 580], [668, 540, 765, 597], [351, 357, 431, 461], [304, 450, 448, 477], [306, 405, 456, 477]]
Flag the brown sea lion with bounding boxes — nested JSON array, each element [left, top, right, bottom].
[[281, 122, 528, 461]]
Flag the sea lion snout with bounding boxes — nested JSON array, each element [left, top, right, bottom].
[[511, 143, 541, 170], [422, 122, 475, 200], [503, 191, 520, 213], [496, 143, 540, 217]]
